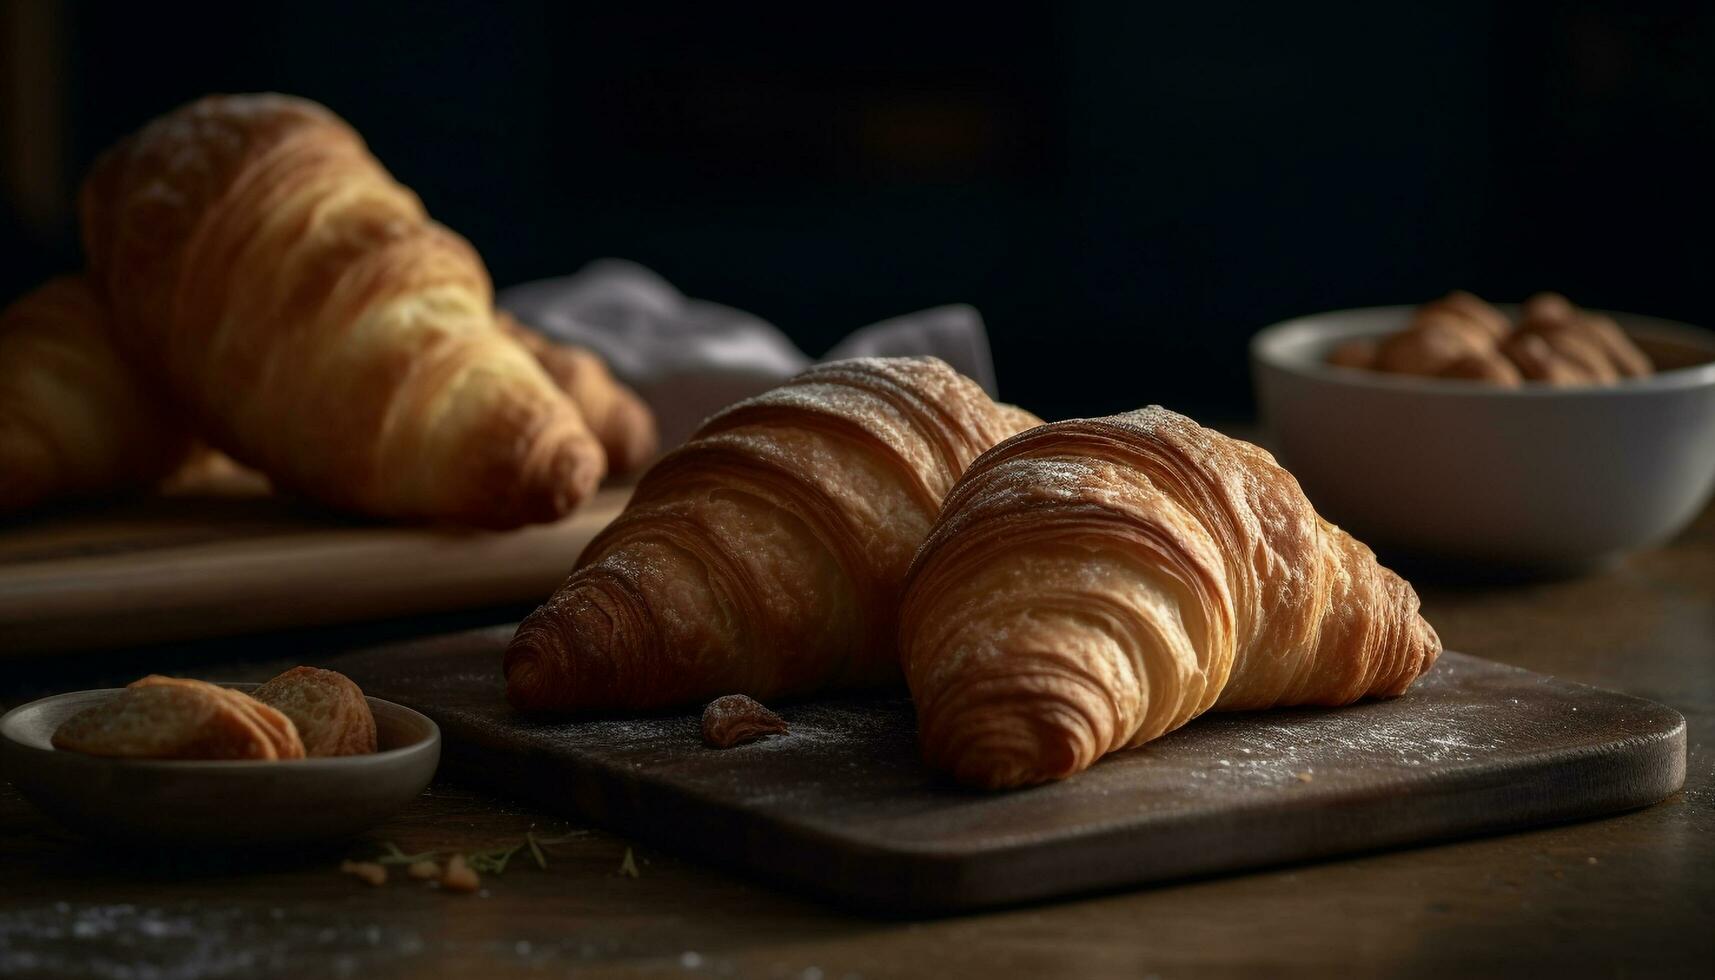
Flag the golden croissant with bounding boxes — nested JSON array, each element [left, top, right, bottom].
[[900, 407, 1441, 789], [79, 93, 605, 527], [0, 277, 190, 514], [505, 356, 1041, 712]]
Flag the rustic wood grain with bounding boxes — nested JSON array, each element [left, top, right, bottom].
[[0, 506, 1711, 977]]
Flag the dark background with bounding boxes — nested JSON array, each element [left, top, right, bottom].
[[4, 1, 1712, 422]]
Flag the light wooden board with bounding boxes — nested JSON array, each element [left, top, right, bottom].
[[0, 483, 628, 656], [331, 628, 1688, 915]]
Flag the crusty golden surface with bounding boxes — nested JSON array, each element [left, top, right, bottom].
[[0, 277, 189, 514], [497, 311, 658, 474], [51, 677, 278, 760], [79, 93, 604, 527], [252, 666, 377, 757], [899, 407, 1441, 789], [504, 356, 1042, 712]]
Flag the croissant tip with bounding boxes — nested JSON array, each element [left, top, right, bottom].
[[501, 638, 546, 712], [1416, 614, 1443, 676], [502, 432, 605, 528], [936, 742, 1077, 790], [924, 705, 1091, 790]]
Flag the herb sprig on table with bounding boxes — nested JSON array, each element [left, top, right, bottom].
[[347, 829, 622, 892]]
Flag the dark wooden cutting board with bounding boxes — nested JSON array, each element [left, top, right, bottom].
[[330, 626, 1686, 915]]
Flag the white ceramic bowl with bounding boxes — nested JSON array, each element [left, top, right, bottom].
[[1251, 306, 1715, 568], [0, 683, 440, 846]]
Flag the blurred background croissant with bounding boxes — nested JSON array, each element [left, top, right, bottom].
[[3, 92, 657, 524]]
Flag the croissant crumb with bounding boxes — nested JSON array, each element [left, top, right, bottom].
[[340, 860, 388, 887], [701, 695, 789, 748], [441, 854, 481, 893]]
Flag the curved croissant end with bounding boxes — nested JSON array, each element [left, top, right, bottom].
[[79, 93, 603, 527], [901, 406, 1440, 789], [504, 356, 1041, 712], [0, 277, 190, 514]]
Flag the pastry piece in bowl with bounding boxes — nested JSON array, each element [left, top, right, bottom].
[[130, 675, 305, 760], [252, 667, 378, 757], [51, 677, 286, 761], [11, 671, 437, 845]]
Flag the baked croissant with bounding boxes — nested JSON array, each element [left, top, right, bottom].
[[900, 407, 1441, 789], [79, 93, 605, 527], [497, 311, 658, 473], [505, 356, 1041, 712], [0, 277, 190, 514]]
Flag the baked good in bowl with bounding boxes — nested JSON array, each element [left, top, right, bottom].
[[1252, 305, 1715, 567], [252, 666, 378, 757], [1329, 291, 1652, 386], [50, 677, 291, 761], [50, 668, 382, 762], [3, 681, 438, 845]]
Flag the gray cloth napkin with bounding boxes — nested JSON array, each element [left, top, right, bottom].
[[498, 259, 998, 450]]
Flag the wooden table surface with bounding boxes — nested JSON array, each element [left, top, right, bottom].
[[3, 507, 1712, 979]]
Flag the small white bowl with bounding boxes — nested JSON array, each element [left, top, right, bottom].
[[1251, 306, 1715, 568], [0, 683, 440, 846]]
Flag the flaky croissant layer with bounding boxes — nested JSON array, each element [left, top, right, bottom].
[[900, 407, 1440, 789], [505, 356, 1040, 712]]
